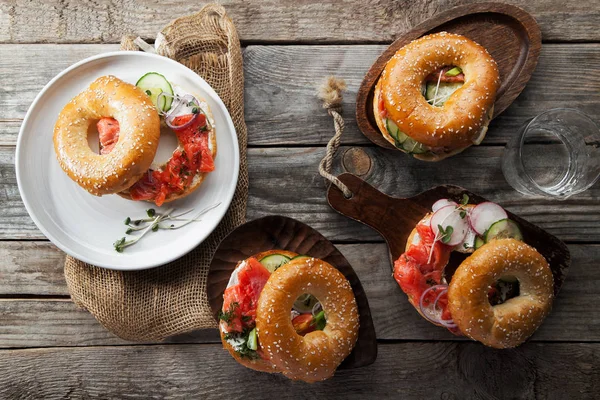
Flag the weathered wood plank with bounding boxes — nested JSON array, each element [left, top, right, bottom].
[[0, 0, 598, 44], [1, 146, 598, 241], [0, 242, 597, 346], [0, 342, 598, 399], [1, 44, 599, 146], [0, 299, 219, 347]]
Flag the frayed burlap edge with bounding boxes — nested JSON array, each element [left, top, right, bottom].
[[64, 4, 248, 341]]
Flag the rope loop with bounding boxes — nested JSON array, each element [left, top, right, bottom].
[[317, 77, 353, 199]]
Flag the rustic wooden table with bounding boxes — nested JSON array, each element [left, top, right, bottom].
[[1, 1, 599, 398]]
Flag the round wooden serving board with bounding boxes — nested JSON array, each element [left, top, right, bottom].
[[327, 173, 570, 296], [356, 2, 542, 150], [207, 215, 377, 369]]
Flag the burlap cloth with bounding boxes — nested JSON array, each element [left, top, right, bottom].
[[64, 4, 248, 341]]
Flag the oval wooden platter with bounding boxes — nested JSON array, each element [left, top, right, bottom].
[[327, 173, 570, 296], [356, 2, 542, 150], [207, 215, 377, 369]]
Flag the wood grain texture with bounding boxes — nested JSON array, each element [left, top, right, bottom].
[[0, 342, 598, 399], [0, 0, 598, 44], [1, 146, 598, 241], [356, 3, 541, 149], [0, 242, 597, 347], [1, 44, 598, 146]]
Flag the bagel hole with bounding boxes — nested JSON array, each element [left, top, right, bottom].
[[422, 65, 464, 107], [488, 277, 520, 306], [152, 125, 181, 167], [86, 121, 101, 154], [291, 293, 326, 336]]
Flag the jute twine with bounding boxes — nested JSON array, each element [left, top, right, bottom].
[[64, 4, 248, 340], [318, 77, 353, 198]]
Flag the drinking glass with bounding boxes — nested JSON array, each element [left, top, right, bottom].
[[502, 109, 600, 199]]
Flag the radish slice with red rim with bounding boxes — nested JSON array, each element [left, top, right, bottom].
[[469, 202, 508, 236], [430, 205, 468, 246], [432, 198, 457, 212]]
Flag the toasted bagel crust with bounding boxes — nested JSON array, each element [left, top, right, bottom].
[[53, 76, 160, 195], [448, 238, 554, 348], [376, 32, 499, 152], [256, 257, 359, 382], [220, 251, 359, 382]]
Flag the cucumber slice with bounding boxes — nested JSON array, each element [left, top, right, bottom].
[[136, 72, 174, 112], [259, 254, 291, 273], [386, 118, 409, 149], [445, 67, 462, 77], [485, 219, 523, 243], [425, 81, 463, 107], [386, 118, 399, 140], [402, 137, 428, 154], [142, 87, 165, 111], [474, 236, 485, 250], [247, 328, 258, 351], [293, 293, 319, 313]]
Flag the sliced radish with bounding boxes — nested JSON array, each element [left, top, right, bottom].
[[432, 198, 457, 212], [455, 225, 477, 253], [430, 205, 468, 246], [469, 202, 508, 236]]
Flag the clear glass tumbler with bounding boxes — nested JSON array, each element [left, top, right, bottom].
[[502, 108, 600, 199]]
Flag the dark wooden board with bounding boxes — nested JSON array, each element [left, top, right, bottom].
[[207, 216, 377, 369], [327, 173, 570, 296], [356, 2, 541, 149]]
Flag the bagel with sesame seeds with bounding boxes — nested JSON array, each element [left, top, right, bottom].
[[218, 251, 359, 382], [394, 198, 554, 347], [53, 75, 160, 195], [448, 238, 554, 349], [373, 32, 500, 161]]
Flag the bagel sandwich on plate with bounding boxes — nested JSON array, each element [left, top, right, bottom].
[[54, 73, 217, 206], [393, 195, 554, 348], [218, 250, 360, 382], [373, 32, 500, 161]]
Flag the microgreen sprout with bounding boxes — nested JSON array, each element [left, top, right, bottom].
[[438, 224, 454, 244], [114, 203, 221, 252]]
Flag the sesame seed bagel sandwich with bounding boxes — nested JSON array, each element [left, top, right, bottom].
[[373, 32, 500, 161], [218, 250, 360, 382]]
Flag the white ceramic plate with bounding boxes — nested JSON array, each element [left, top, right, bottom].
[[16, 51, 240, 270]]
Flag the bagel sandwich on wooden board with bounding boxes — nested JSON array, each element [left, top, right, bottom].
[[393, 195, 554, 348], [373, 32, 500, 161], [218, 251, 359, 382]]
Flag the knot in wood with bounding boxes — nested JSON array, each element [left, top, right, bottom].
[[342, 147, 372, 177]]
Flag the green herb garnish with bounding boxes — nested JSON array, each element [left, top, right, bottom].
[[438, 224, 454, 244], [145, 89, 152, 96], [191, 107, 199, 114], [460, 194, 469, 206], [314, 311, 326, 331], [114, 203, 221, 252], [218, 302, 239, 324]]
